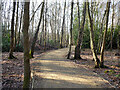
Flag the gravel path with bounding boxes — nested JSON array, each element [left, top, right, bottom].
[[31, 47, 111, 88]]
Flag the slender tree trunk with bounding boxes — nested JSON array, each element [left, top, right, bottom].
[[40, 12, 45, 45], [87, 2, 100, 68], [74, 1, 86, 59], [7, 4, 11, 30], [67, 0, 74, 59], [119, 2, 120, 53], [50, 19, 53, 41], [32, 2, 35, 38], [100, 1, 111, 68], [97, 9, 107, 54], [60, 0, 66, 48], [18, 4, 23, 45], [54, 8, 57, 44], [117, 1, 120, 66], [57, 3, 61, 46], [22, 2, 30, 88], [44, 1, 47, 51], [9, 2, 16, 59], [30, 1, 44, 58], [39, 14, 44, 45], [15, 2, 19, 49], [110, 1, 114, 51]]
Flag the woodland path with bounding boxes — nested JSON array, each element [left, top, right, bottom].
[[31, 47, 111, 88]]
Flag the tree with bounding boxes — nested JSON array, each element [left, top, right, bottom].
[[110, 1, 114, 51], [30, 1, 45, 58], [87, 2, 100, 68], [57, 3, 61, 45], [100, 1, 111, 68], [22, 1, 30, 88], [39, 13, 44, 45], [9, 2, 16, 59], [44, 0, 47, 51], [14, 2, 19, 49], [74, 1, 86, 59], [97, 6, 107, 54], [60, 0, 66, 48], [32, 2, 35, 38], [67, 0, 74, 59], [17, 3, 23, 45]]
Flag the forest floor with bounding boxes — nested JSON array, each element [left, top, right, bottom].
[[2, 46, 120, 88]]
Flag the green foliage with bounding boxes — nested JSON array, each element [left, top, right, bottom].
[[14, 43, 23, 52], [73, 24, 78, 45], [82, 20, 90, 48], [2, 28, 23, 52], [2, 30, 10, 52], [49, 40, 55, 46]]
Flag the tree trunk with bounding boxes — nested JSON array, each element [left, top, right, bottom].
[[30, 1, 44, 58], [44, 1, 47, 51], [9, 2, 16, 59], [50, 19, 53, 41], [15, 2, 19, 49], [100, 1, 111, 68], [22, 2, 30, 88], [74, 1, 86, 59], [32, 2, 35, 38], [18, 4, 23, 45], [57, 3, 61, 46], [97, 9, 107, 54], [117, 1, 120, 66], [110, 1, 114, 51], [87, 2, 100, 68], [40, 12, 44, 45], [67, 0, 74, 59], [60, 0, 66, 48]]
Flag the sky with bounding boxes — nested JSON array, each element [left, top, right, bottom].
[[1, 0, 120, 33]]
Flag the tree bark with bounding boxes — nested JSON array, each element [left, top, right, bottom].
[[44, 1, 47, 51], [67, 0, 74, 59], [100, 1, 111, 68], [74, 1, 86, 59], [87, 2, 100, 68], [32, 2, 35, 38], [22, 2, 30, 88], [18, 4, 23, 45], [9, 2, 16, 59], [97, 9, 107, 54], [110, 1, 114, 51], [30, 1, 44, 58], [60, 0, 66, 48], [57, 3, 61, 45], [15, 2, 19, 49]]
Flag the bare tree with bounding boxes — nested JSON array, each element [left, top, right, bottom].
[[87, 2, 100, 68], [17, 3, 23, 45], [9, 2, 16, 59], [22, 2, 30, 88], [67, 0, 74, 59], [60, 0, 66, 48], [110, 1, 114, 51], [100, 1, 111, 68], [14, 2, 19, 49], [30, 1, 45, 58], [74, 1, 86, 59], [44, 0, 48, 51], [97, 7, 107, 54]]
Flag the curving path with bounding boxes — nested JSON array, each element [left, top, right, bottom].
[[31, 47, 111, 88]]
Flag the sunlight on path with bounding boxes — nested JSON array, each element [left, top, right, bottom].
[[31, 47, 111, 88]]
